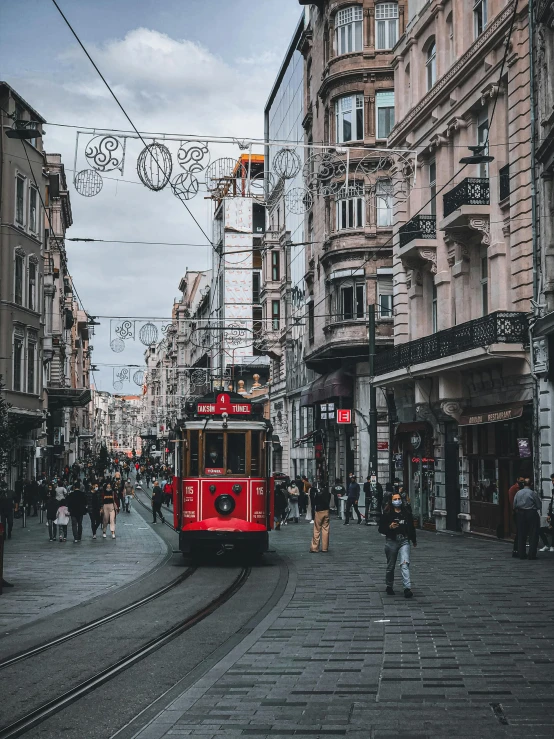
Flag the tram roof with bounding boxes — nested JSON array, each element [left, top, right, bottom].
[[181, 420, 268, 432]]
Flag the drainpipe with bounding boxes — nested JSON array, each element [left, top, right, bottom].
[[529, 0, 542, 494]]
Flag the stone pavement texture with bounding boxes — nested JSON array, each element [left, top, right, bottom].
[[0, 506, 166, 631], [129, 520, 554, 739]]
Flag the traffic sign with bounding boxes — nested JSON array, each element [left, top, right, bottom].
[[337, 409, 352, 424]]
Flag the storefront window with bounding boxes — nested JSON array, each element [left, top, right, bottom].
[[469, 457, 498, 504]]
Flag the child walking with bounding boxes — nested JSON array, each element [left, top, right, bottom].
[[55, 499, 70, 542]]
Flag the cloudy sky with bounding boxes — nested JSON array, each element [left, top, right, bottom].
[[0, 0, 302, 391]]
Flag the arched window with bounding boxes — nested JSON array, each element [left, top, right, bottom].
[[375, 2, 399, 50], [335, 6, 363, 55], [426, 40, 437, 90]]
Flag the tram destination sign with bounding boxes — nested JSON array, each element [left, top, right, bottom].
[[197, 393, 251, 416]]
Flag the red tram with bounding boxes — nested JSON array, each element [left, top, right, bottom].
[[173, 391, 274, 558]]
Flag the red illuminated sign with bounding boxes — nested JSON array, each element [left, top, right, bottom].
[[197, 393, 251, 416], [337, 409, 352, 424]]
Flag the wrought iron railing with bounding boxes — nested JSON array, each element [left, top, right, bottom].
[[499, 164, 510, 201], [399, 215, 437, 248], [375, 311, 528, 375], [443, 177, 490, 218]]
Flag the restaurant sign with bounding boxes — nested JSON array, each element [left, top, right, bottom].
[[458, 406, 524, 426]]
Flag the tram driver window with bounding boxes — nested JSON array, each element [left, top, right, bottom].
[[227, 434, 246, 474], [205, 433, 224, 470]]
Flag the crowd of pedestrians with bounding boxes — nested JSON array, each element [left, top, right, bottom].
[[0, 455, 173, 547]]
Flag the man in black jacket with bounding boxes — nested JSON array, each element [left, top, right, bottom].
[[378, 492, 417, 598], [152, 481, 165, 524], [67, 484, 87, 543], [309, 485, 331, 553], [344, 476, 362, 525]]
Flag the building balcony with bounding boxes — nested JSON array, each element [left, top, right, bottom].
[[399, 215, 436, 248], [374, 311, 528, 377], [443, 177, 490, 217], [305, 318, 391, 371]]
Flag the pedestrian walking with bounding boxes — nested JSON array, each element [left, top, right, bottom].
[[331, 478, 345, 516], [163, 479, 173, 507], [101, 483, 119, 539], [508, 476, 525, 557], [539, 490, 554, 551], [88, 483, 102, 539], [55, 481, 68, 502], [123, 479, 135, 513], [309, 485, 331, 553], [273, 480, 286, 530], [287, 480, 300, 523], [46, 488, 59, 542], [513, 481, 542, 560], [344, 476, 362, 525], [55, 500, 70, 542], [67, 484, 87, 543], [151, 481, 165, 524], [0, 483, 14, 540], [378, 491, 417, 598]]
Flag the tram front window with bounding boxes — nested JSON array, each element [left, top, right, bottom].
[[205, 433, 224, 471], [203, 432, 247, 475]]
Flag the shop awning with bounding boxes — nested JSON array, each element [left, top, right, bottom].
[[458, 403, 526, 426], [46, 387, 92, 408], [301, 369, 353, 406]]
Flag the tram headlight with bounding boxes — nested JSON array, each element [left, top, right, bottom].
[[214, 494, 235, 516], [209, 484, 217, 493]]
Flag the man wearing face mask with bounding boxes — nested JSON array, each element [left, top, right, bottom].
[[378, 491, 417, 599]]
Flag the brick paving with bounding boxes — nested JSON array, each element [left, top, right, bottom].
[[129, 519, 554, 739], [0, 506, 166, 631]]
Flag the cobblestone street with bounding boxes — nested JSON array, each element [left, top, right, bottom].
[[129, 521, 554, 739]]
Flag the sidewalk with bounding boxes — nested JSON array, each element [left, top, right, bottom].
[[0, 506, 167, 632], [128, 517, 554, 739]]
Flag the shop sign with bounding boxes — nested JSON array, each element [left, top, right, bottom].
[[459, 406, 524, 425], [410, 431, 422, 450], [460, 487, 469, 499], [517, 438, 531, 458], [337, 408, 351, 424], [377, 440, 389, 451]]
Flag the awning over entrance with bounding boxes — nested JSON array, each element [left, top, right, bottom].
[[300, 369, 353, 407], [46, 387, 92, 409], [395, 422, 431, 435], [458, 403, 526, 426]]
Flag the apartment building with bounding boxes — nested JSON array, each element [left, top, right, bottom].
[[295, 1, 399, 490], [374, 0, 533, 537], [0, 83, 47, 484]]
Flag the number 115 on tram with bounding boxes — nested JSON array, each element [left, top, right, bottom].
[[172, 392, 274, 558]]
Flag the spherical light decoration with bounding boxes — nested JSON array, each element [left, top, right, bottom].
[[284, 187, 313, 215], [139, 322, 159, 346], [177, 141, 210, 173], [204, 158, 236, 193], [74, 169, 103, 197], [171, 172, 199, 202], [273, 148, 301, 179], [113, 381, 123, 392], [137, 142, 172, 191], [191, 369, 207, 387], [110, 337, 125, 353], [133, 370, 145, 386], [85, 135, 125, 172]]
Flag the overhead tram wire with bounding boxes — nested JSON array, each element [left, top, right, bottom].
[[50, 0, 212, 248]]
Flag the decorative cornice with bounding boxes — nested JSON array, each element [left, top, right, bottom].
[[389, 1, 517, 145]]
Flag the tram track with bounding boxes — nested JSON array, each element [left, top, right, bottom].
[[0, 566, 251, 739], [0, 566, 196, 671]]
